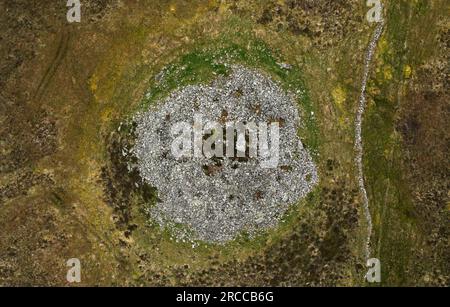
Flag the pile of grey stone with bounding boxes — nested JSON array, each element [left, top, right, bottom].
[[131, 65, 318, 244]]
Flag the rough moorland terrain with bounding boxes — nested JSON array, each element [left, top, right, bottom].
[[0, 0, 448, 286]]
